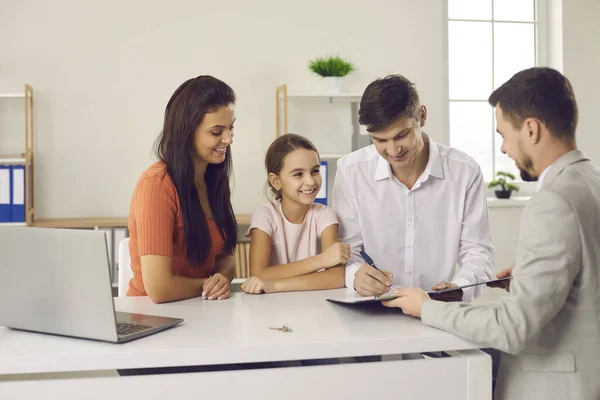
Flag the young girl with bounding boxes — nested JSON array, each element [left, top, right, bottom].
[[127, 75, 238, 303], [241, 133, 349, 294]]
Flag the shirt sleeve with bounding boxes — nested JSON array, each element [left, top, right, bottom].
[[423, 191, 581, 355], [316, 206, 339, 236], [245, 204, 275, 238], [451, 166, 495, 302], [332, 162, 364, 289], [134, 175, 178, 257]]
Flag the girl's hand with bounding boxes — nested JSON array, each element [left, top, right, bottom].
[[241, 276, 274, 294], [320, 242, 351, 268]]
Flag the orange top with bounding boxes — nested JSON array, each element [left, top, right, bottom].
[[126, 161, 225, 296]]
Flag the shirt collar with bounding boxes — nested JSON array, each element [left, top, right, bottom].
[[374, 153, 393, 181], [373, 134, 444, 182], [536, 165, 551, 192], [425, 137, 444, 179]]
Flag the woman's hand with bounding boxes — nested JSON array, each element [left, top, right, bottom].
[[202, 273, 231, 300]]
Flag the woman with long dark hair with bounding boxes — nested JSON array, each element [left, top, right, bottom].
[[126, 75, 238, 303]]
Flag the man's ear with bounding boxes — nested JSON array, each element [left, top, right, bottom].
[[419, 105, 428, 127], [526, 118, 542, 144], [268, 172, 281, 191]]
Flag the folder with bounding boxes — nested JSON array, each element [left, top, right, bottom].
[[10, 165, 25, 223], [326, 289, 398, 305], [426, 276, 512, 295], [0, 165, 11, 222], [326, 277, 512, 305], [315, 161, 328, 206]]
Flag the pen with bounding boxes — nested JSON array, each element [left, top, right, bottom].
[[359, 250, 394, 292]]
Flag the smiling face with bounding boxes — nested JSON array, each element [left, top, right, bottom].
[[193, 103, 235, 165], [369, 106, 427, 172], [269, 148, 322, 206]]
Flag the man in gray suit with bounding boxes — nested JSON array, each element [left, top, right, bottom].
[[383, 66, 600, 400]]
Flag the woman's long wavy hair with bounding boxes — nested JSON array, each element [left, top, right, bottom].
[[155, 75, 237, 266]]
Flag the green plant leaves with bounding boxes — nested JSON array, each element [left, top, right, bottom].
[[309, 56, 354, 77]]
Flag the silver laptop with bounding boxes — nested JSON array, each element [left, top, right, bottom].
[[0, 226, 183, 343]]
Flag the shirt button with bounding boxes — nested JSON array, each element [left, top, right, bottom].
[[409, 216, 414, 222], [407, 271, 412, 275], [407, 245, 412, 249]]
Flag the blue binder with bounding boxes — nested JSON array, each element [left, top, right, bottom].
[[315, 161, 328, 206], [0, 165, 11, 222], [10, 165, 25, 223]]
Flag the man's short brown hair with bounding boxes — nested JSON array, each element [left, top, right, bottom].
[[489, 67, 578, 141]]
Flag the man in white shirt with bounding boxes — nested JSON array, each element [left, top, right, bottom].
[[334, 74, 494, 302]]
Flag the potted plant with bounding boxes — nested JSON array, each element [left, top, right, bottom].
[[488, 171, 520, 199], [308, 55, 354, 94]]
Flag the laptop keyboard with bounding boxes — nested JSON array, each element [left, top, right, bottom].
[[117, 322, 151, 336]]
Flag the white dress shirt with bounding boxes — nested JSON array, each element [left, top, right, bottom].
[[333, 138, 494, 302], [537, 165, 552, 192]]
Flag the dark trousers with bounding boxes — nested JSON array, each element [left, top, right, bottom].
[[482, 347, 501, 397]]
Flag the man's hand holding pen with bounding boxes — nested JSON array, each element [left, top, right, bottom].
[[353, 264, 394, 296]]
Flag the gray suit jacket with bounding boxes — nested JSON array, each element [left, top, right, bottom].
[[422, 150, 600, 400]]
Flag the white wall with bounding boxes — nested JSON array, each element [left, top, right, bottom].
[[0, 0, 447, 218], [562, 0, 600, 164], [546, 0, 563, 71]]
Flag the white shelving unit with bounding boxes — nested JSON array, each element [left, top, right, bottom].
[[275, 85, 372, 206], [275, 84, 369, 158], [0, 84, 34, 226]]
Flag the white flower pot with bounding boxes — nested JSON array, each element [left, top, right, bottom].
[[323, 76, 341, 94]]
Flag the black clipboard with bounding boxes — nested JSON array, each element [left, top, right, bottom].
[[427, 276, 511, 295]]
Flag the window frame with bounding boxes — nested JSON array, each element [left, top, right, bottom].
[[443, 0, 549, 197]]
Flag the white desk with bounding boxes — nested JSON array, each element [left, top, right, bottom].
[[0, 289, 491, 399]]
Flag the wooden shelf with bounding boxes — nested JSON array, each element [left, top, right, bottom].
[[0, 158, 26, 165], [0, 154, 26, 164], [33, 214, 252, 229], [236, 214, 250, 225], [33, 218, 129, 229], [0, 93, 25, 98]]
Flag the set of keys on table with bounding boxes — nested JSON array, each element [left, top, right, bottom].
[[269, 324, 292, 332]]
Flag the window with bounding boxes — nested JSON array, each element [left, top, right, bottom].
[[447, 0, 540, 184]]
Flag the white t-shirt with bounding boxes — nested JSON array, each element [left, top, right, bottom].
[[245, 200, 338, 266]]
